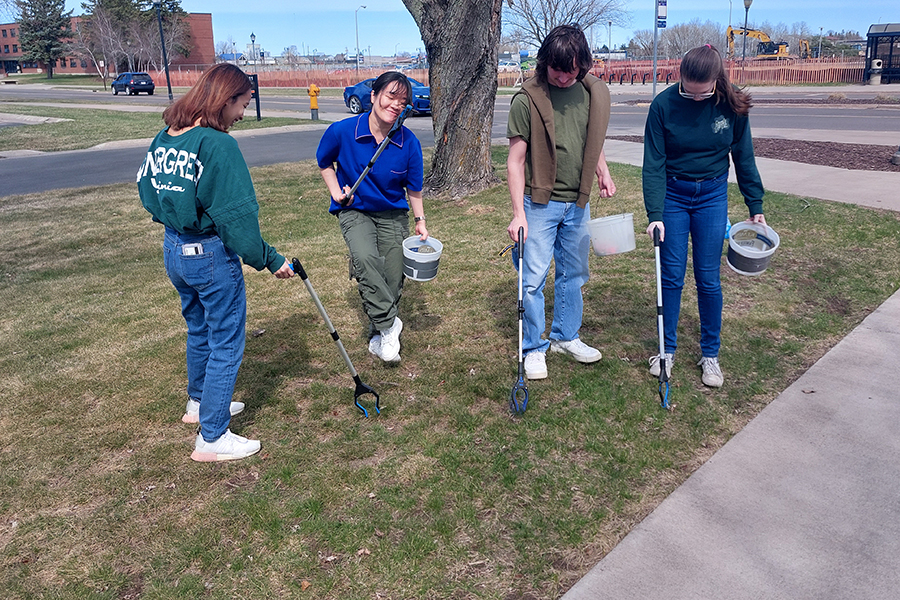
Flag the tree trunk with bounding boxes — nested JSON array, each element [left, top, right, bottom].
[[402, 0, 504, 199]]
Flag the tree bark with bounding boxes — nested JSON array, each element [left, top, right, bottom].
[[402, 0, 504, 199]]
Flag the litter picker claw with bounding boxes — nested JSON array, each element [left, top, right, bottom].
[[291, 258, 380, 417], [509, 226, 529, 414]]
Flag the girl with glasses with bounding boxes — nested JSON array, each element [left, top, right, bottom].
[[642, 44, 768, 388]]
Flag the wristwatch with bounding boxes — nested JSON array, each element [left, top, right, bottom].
[[414, 216, 426, 223]]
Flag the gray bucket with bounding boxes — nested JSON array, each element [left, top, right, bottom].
[[402, 236, 443, 282], [726, 223, 780, 276]]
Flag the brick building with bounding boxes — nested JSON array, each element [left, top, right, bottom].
[[1, 13, 214, 75]]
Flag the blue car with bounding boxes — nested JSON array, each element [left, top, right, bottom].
[[343, 77, 431, 115]]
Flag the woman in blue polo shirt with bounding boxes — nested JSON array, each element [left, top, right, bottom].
[[316, 71, 427, 364]]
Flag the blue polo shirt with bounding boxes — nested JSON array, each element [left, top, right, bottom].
[[317, 113, 424, 214]]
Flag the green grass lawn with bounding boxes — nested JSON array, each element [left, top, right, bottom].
[[1, 152, 899, 599]]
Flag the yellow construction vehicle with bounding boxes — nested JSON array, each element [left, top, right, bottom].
[[798, 39, 813, 59], [726, 26, 791, 59]]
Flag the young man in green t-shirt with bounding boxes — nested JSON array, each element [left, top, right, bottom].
[[506, 24, 616, 380]]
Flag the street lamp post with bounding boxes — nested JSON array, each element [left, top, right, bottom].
[[152, 1, 174, 102], [817, 27, 823, 59], [608, 21, 612, 58], [742, 0, 753, 62], [250, 32, 256, 63], [355, 5, 366, 74]]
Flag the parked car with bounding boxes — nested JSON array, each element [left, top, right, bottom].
[[111, 72, 155, 96], [343, 76, 431, 115]]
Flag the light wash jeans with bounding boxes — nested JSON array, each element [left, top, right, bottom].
[[163, 227, 246, 443], [517, 195, 591, 355], [659, 173, 729, 358]]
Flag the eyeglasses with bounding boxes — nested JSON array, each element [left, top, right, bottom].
[[679, 81, 716, 100]]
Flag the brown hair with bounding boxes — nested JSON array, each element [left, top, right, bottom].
[[163, 63, 252, 132], [680, 44, 752, 116], [535, 24, 593, 85]]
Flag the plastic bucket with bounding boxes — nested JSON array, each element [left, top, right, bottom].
[[726, 223, 780, 276], [402, 236, 443, 282], [589, 213, 636, 256]]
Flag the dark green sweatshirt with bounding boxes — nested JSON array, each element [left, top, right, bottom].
[[136, 126, 284, 273], [643, 84, 765, 223]]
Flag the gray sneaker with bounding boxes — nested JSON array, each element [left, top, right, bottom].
[[697, 356, 724, 388], [649, 353, 674, 378], [190, 429, 261, 462]]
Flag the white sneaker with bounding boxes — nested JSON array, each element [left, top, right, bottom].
[[378, 317, 402, 363], [649, 353, 675, 378], [549, 338, 602, 363], [368, 334, 382, 357], [697, 356, 724, 388], [524, 351, 548, 380], [182, 398, 245, 424], [191, 429, 261, 462]]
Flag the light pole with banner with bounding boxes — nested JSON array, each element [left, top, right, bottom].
[[355, 5, 366, 74], [152, 1, 174, 102]]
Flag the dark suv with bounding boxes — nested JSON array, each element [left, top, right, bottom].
[[111, 72, 155, 96]]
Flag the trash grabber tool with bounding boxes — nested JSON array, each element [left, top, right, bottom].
[[509, 226, 529, 414], [653, 227, 670, 410], [291, 258, 380, 417], [339, 104, 413, 207]]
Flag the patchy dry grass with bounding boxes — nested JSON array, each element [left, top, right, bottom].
[[1, 152, 899, 599]]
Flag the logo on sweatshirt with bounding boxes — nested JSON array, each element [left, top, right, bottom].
[[712, 115, 730, 134]]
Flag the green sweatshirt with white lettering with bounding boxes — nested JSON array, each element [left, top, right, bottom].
[[642, 84, 765, 223], [136, 126, 284, 273]]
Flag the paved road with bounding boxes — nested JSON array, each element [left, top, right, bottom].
[[1, 83, 898, 196]]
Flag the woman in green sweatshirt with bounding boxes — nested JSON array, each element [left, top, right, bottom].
[[643, 44, 767, 388]]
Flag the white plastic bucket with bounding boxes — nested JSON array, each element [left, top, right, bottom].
[[402, 236, 443, 282], [726, 223, 780, 276], [589, 213, 636, 256]]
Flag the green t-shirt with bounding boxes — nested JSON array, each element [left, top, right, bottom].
[[507, 83, 591, 202], [136, 126, 283, 273]]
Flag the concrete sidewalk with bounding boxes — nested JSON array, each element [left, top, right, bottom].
[[563, 288, 900, 599]]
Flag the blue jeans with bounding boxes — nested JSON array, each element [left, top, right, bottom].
[[163, 227, 246, 443], [517, 195, 591, 355], [660, 173, 728, 358]]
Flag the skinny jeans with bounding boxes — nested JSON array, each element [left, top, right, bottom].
[[659, 173, 729, 358]]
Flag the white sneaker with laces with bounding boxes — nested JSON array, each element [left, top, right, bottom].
[[182, 398, 245, 424], [368, 334, 382, 357], [649, 353, 675, 378], [697, 356, 724, 388], [524, 351, 548, 380], [549, 338, 602, 363], [190, 429, 261, 462], [378, 317, 402, 363]]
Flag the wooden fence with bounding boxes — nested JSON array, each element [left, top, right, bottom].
[[151, 57, 866, 90]]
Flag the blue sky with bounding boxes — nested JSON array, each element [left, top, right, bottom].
[[61, 1, 897, 57]]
